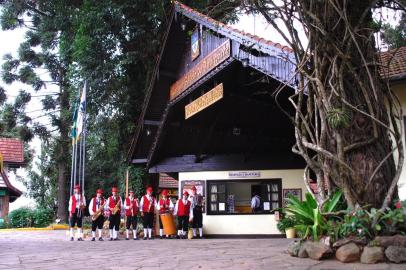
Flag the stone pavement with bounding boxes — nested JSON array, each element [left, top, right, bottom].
[[0, 230, 404, 270]]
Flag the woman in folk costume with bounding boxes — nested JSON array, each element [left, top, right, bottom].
[[105, 187, 122, 241], [174, 190, 193, 239], [68, 184, 86, 241], [88, 189, 106, 241], [156, 189, 174, 239], [124, 190, 139, 240], [139, 186, 156, 240], [189, 186, 204, 239]]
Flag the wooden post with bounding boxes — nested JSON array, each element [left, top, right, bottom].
[[125, 169, 129, 198]]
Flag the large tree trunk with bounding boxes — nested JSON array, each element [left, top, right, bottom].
[[56, 70, 71, 222], [250, 0, 403, 209]]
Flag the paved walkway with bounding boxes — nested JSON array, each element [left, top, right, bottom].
[[0, 230, 404, 270]]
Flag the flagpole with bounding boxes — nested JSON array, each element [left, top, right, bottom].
[[69, 139, 75, 197], [82, 82, 87, 195]]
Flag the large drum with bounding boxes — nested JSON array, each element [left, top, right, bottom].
[[160, 213, 176, 235]]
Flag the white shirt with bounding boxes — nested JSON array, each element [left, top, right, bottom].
[[155, 198, 174, 211], [88, 197, 104, 215], [139, 194, 154, 212], [68, 193, 86, 212], [174, 198, 194, 218], [124, 196, 139, 209], [104, 196, 122, 211], [251, 195, 260, 209]]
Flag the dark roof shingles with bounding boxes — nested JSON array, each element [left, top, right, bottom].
[[380, 47, 406, 81]]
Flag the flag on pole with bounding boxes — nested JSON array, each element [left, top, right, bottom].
[[76, 82, 87, 141], [70, 103, 78, 145]]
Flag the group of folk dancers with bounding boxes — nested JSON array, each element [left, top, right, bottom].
[[68, 185, 204, 241]]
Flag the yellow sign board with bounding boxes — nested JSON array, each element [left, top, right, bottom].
[[185, 83, 223, 119], [170, 40, 230, 100]]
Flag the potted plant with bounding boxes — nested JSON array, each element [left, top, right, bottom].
[[277, 215, 296, 238]]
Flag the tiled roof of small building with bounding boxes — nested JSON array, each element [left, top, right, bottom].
[[0, 138, 24, 164], [381, 46, 406, 81]]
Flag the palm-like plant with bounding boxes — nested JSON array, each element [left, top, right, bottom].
[[285, 190, 343, 240]]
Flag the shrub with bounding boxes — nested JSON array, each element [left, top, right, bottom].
[[33, 208, 54, 227], [9, 207, 54, 228], [8, 208, 35, 228], [277, 216, 296, 233]]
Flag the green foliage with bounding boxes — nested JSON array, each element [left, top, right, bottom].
[[8, 207, 54, 228], [338, 207, 406, 239], [327, 108, 351, 129], [277, 215, 296, 233], [285, 190, 344, 240], [380, 0, 406, 49]]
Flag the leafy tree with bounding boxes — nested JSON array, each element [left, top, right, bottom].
[[243, 0, 404, 209], [380, 0, 406, 49]]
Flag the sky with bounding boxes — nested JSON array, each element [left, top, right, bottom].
[[0, 6, 404, 211]]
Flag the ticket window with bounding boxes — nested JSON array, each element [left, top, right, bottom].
[[207, 179, 282, 215]]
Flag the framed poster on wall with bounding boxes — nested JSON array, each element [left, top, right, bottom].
[[181, 180, 206, 213], [282, 188, 302, 207]]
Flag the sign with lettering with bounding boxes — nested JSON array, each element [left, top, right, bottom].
[[185, 83, 223, 119], [228, 171, 261, 178], [191, 29, 200, 61], [170, 40, 231, 100]]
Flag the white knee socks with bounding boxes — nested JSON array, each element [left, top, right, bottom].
[[159, 229, 163, 237], [77, 228, 81, 238], [126, 229, 129, 238], [92, 231, 96, 238], [148, 228, 152, 238], [193, 228, 197, 237], [70, 228, 74, 238], [199, 228, 203, 237], [144, 228, 147, 238], [109, 229, 113, 239], [98, 229, 102, 238], [133, 230, 137, 239]]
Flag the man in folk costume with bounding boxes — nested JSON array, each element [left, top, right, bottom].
[[189, 186, 204, 239], [156, 189, 174, 239], [174, 190, 193, 239], [88, 189, 105, 241], [68, 184, 86, 241], [139, 186, 156, 240], [124, 190, 139, 240], [106, 187, 122, 241]]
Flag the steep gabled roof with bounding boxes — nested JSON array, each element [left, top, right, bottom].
[[0, 138, 24, 164], [381, 46, 406, 82], [127, 1, 296, 164]]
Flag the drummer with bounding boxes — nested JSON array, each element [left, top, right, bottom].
[[156, 189, 174, 239]]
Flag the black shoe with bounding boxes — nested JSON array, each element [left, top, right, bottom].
[[133, 238, 138, 240], [149, 237, 153, 240], [159, 236, 163, 239], [77, 238, 83, 241], [176, 235, 180, 239], [91, 238, 95, 241], [70, 237, 74, 241], [199, 236, 204, 239], [114, 238, 119, 241], [99, 237, 104, 241], [143, 237, 147, 240], [126, 238, 129, 240], [109, 238, 114, 241]]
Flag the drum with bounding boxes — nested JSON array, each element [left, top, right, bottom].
[[160, 213, 176, 235]]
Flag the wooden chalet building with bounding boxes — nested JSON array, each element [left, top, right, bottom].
[[0, 138, 24, 223], [127, 1, 307, 236]]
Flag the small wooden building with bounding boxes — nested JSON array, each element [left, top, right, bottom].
[[0, 138, 24, 222], [128, 1, 307, 236]]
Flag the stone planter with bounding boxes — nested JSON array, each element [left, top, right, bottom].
[[286, 228, 296, 238]]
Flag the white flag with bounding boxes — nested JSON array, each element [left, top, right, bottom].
[[76, 82, 86, 139]]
